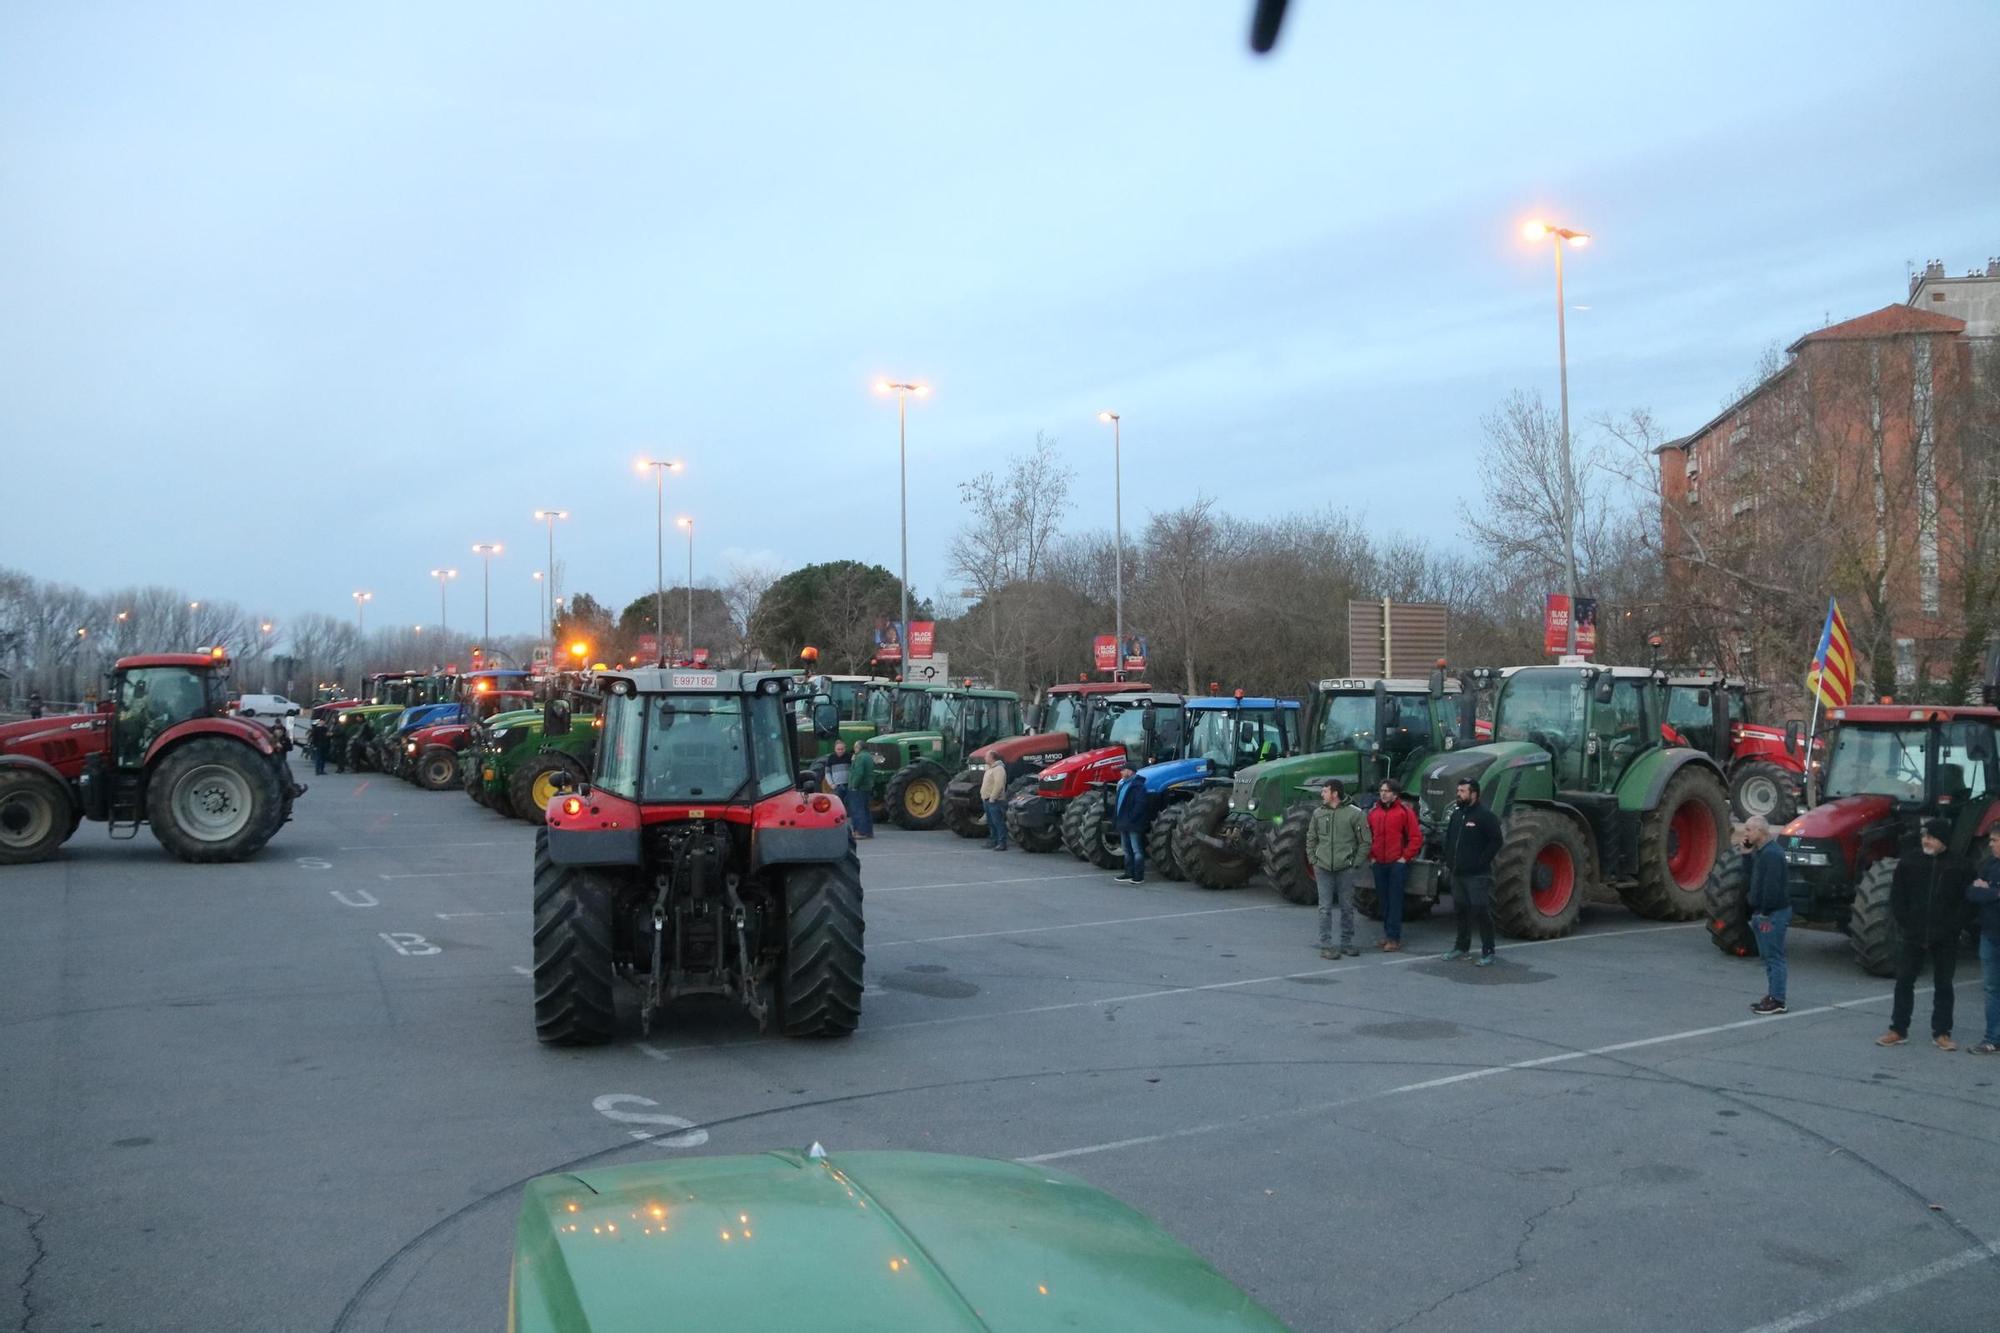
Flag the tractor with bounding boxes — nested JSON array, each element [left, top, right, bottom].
[[379, 669, 533, 777], [402, 688, 534, 789], [1201, 670, 1468, 901], [1707, 700, 1998, 976], [1002, 692, 1185, 855], [794, 673, 894, 762], [1662, 672, 1810, 823], [471, 690, 602, 823], [531, 667, 862, 1043], [857, 685, 1025, 830], [0, 649, 304, 864], [1411, 661, 1732, 939], [1071, 693, 1299, 877], [940, 680, 1154, 840]]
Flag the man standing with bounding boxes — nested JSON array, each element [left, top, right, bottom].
[[307, 716, 330, 777], [1112, 766, 1148, 884], [1967, 826, 2000, 1055], [1741, 815, 1791, 1014], [1441, 778, 1503, 966], [27, 692, 42, 720], [1368, 779, 1422, 952], [979, 753, 1010, 850], [1879, 817, 1967, 1049], [844, 741, 875, 840], [1306, 779, 1369, 959]]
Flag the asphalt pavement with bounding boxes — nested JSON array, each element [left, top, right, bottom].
[[3, 761, 1998, 1332]]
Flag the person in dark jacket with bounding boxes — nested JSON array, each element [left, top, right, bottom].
[[1112, 767, 1147, 884], [1879, 818, 1968, 1049], [1367, 779, 1422, 951], [1966, 826, 2000, 1054], [1740, 815, 1791, 1014], [307, 718, 331, 777], [1442, 778, 1503, 965]]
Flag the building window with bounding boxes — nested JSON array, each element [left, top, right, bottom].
[[1914, 339, 1940, 615], [1896, 638, 1917, 688]]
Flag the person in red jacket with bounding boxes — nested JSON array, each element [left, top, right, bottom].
[[1368, 779, 1423, 950]]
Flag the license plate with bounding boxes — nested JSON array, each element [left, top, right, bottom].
[[670, 672, 719, 688]]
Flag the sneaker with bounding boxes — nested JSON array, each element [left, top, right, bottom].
[[1968, 1042, 2000, 1054], [1383, 941, 1403, 953], [1112, 875, 1134, 884], [1476, 953, 1496, 967], [1934, 1034, 1957, 1052], [1751, 997, 1787, 1015], [1319, 947, 1338, 960], [1876, 1031, 1907, 1046], [1749, 995, 1772, 1011], [1440, 948, 1471, 962], [1341, 945, 1360, 956]]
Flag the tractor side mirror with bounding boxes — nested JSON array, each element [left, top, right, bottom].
[[1592, 675, 1615, 705], [544, 697, 572, 737], [1785, 720, 1804, 757], [796, 769, 821, 792], [1695, 689, 1711, 708], [811, 699, 839, 740], [548, 768, 577, 793]]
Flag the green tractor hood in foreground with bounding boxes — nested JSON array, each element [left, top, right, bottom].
[[511, 1150, 1285, 1333]]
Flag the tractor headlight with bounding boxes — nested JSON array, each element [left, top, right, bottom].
[[1785, 849, 1830, 867], [491, 728, 511, 741], [405, 742, 418, 754]]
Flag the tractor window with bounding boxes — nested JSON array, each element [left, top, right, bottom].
[[828, 679, 866, 720], [1151, 706, 1183, 761], [1315, 694, 1377, 752], [639, 695, 753, 802], [1382, 694, 1429, 754], [861, 688, 894, 729], [1935, 720, 1993, 808], [1823, 725, 1927, 801], [114, 667, 211, 766], [890, 689, 929, 732], [1597, 678, 1650, 776], [1494, 672, 1584, 746], [931, 694, 962, 738], [1106, 705, 1148, 760], [1044, 694, 1084, 738], [750, 695, 794, 797], [595, 694, 645, 799]]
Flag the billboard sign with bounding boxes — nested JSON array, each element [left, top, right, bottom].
[[1094, 635, 1148, 673], [1543, 594, 1598, 656], [908, 621, 935, 659], [872, 616, 902, 663], [907, 653, 952, 685]]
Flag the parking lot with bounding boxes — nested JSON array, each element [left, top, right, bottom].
[[4, 759, 1999, 1332]]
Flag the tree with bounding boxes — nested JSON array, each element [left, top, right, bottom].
[[948, 432, 1075, 689], [618, 588, 734, 662], [748, 561, 913, 672], [721, 560, 779, 668]]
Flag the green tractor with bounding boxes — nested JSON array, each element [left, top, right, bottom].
[[472, 694, 601, 824], [1197, 670, 1468, 900], [858, 684, 1025, 831], [794, 673, 894, 762], [1410, 662, 1732, 939]]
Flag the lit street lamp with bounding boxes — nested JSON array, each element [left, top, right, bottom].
[[1097, 411, 1125, 679], [875, 379, 930, 668], [1522, 217, 1590, 654], [676, 517, 695, 661], [351, 590, 372, 633], [471, 544, 503, 643], [637, 459, 684, 662], [429, 567, 459, 639], [533, 509, 568, 639]]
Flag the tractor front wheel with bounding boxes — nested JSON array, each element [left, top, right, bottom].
[[1063, 788, 1123, 868], [146, 738, 286, 863], [531, 829, 618, 1045], [885, 761, 949, 831], [0, 768, 75, 865], [416, 746, 462, 792], [1847, 859, 1901, 977], [1704, 854, 1757, 959], [1003, 775, 1062, 853], [1729, 761, 1802, 825], [1261, 804, 1316, 905], [1147, 803, 1188, 881], [511, 753, 587, 827], [941, 768, 987, 839], [780, 851, 865, 1037], [1625, 767, 1730, 920], [1173, 788, 1256, 890], [1490, 810, 1592, 939]]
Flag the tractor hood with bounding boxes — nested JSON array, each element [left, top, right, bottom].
[[1411, 744, 1532, 826], [1784, 792, 1895, 841], [0, 713, 101, 755], [968, 730, 1073, 768], [409, 721, 471, 748], [1036, 744, 1128, 787], [1227, 752, 1356, 821], [866, 730, 943, 760], [1138, 755, 1210, 792], [511, 1151, 1284, 1333]]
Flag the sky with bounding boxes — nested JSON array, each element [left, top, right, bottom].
[[3, 1, 1996, 641]]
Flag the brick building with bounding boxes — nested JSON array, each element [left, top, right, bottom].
[[1657, 259, 1998, 695]]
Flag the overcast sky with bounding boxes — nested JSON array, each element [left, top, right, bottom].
[[3, 2, 1996, 639]]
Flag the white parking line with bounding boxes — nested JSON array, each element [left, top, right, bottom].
[[511, 966, 533, 976], [1738, 1239, 2000, 1332], [874, 903, 1281, 947], [378, 870, 502, 880], [339, 840, 524, 851], [873, 871, 1105, 894], [434, 910, 528, 920]]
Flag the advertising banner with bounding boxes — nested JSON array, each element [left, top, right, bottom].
[[1121, 635, 1148, 672], [636, 634, 659, 662], [872, 616, 902, 663], [1543, 594, 1597, 656], [908, 621, 935, 659], [1093, 635, 1118, 672], [1094, 635, 1148, 672]]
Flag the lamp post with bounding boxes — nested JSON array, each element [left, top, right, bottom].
[[532, 509, 568, 639], [533, 570, 544, 639], [875, 380, 929, 670], [470, 544, 503, 643], [429, 567, 458, 641], [1522, 217, 1590, 654], [637, 460, 684, 662], [1097, 411, 1125, 679], [350, 590, 371, 634], [676, 517, 695, 661]]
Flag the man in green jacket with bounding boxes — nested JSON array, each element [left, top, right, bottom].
[[1305, 779, 1370, 959], [846, 744, 877, 840]]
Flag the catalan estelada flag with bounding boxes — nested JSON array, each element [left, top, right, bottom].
[[1807, 598, 1855, 709]]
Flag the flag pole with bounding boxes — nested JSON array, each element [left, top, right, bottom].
[[1803, 687, 1824, 808]]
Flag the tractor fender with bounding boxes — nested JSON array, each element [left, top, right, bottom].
[[0, 752, 74, 789], [145, 718, 275, 767], [1511, 797, 1595, 842], [1138, 756, 1209, 793], [1617, 747, 1725, 813]]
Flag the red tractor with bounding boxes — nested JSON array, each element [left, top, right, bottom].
[[401, 689, 534, 790], [0, 650, 304, 864], [940, 680, 1154, 839], [1002, 692, 1185, 855], [532, 666, 862, 1043], [1663, 673, 1810, 823]]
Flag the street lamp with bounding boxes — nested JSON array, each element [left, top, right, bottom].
[[429, 567, 458, 639], [875, 379, 929, 668], [351, 590, 372, 633], [471, 544, 503, 643], [676, 517, 695, 661], [532, 509, 568, 638], [1522, 217, 1590, 654], [1097, 411, 1125, 679], [637, 459, 684, 661]]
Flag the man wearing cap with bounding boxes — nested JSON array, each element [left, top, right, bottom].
[[1879, 817, 1968, 1050], [1741, 815, 1791, 1015]]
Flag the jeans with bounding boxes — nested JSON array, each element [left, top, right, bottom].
[[1316, 867, 1358, 947], [1981, 935, 2000, 1045], [841, 788, 873, 838], [1752, 905, 1791, 1002], [1373, 861, 1409, 941], [311, 749, 327, 776], [1121, 831, 1145, 881], [984, 799, 1008, 848], [1452, 872, 1496, 956], [1890, 938, 1958, 1037]]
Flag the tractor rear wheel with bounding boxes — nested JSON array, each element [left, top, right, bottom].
[[1147, 803, 1187, 881], [1003, 775, 1062, 853], [1490, 809, 1591, 939], [1704, 854, 1757, 959], [1624, 767, 1730, 920], [146, 738, 286, 863], [1729, 760, 1802, 825], [1063, 788, 1123, 868], [531, 829, 618, 1045], [1172, 788, 1256, 890], [780, 851, 865, 1037], [942, 768, 987, 839], [1847, 859, 1901, 977], [0, 768, 75, 865], [1262, 804, 1316, 905], [511, 753, 587, 827], [885, 760, 950, 831], [416, 746, 462, 792]]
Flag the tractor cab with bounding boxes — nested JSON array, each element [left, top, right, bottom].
[[1664, 672, 1809, 822], [940, 680, 1155, 841], [110, 656, 233, 769], [1485, 663, 1664, 793], [1084, 692, 1185, 770], [1138, 695, 1303, 885]]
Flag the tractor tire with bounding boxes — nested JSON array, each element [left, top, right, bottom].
[[1624, 767, 1731, 921], [510, 752, 587, 827], [416, 745, 462, 792], [145, 737, 286, 863], [884, 760, 950, 832], [1729, 760, 1802, 826], [491, 783, 518, 820], [463, 754, 486, 804], [1004, 775, 1063, 854], [942, 769, 987, 840], [1062, 788, 1123, 869], [531, 828, 618, 1045], [1704, 854, 1757, 959], [1847, 859, 1902, 977], [0, 768, 76, 865], [1172, 788, 1257, 890], [1489, 809, 1592, 940], [779, 851, 865, 1037], [1261, 804, 1317, 905], [1147, 804, 1187, 881]]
